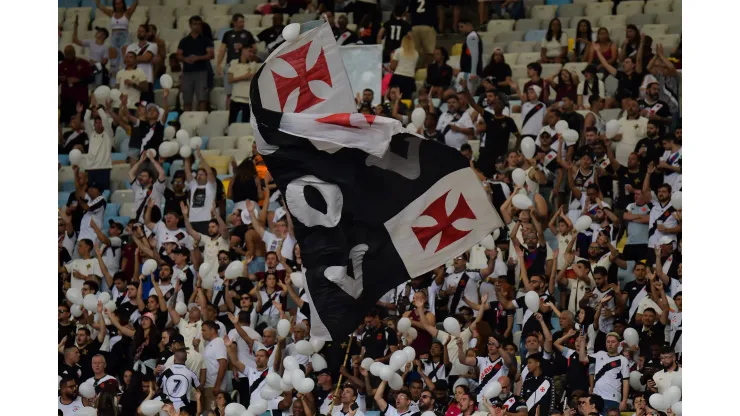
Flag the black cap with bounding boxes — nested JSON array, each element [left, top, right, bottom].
[[582, 65, 598, 76], [317, 368, 334, 382], [108, 219, 124, 230], [94, 26, 110, 39], [169, 334, 188, 351], [88, 181, 102, 191]]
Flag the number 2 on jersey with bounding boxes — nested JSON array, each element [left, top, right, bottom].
[[417, 0, 426, 13]]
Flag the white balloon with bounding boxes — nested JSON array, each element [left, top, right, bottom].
[[283, 356, 298, 371], [110, 88, 121, 101], [159, 142, 177, 158], [142, 259, 158, 276], [605, 119, 621, 139], [266, 373, 283, 390], [179, 145, 192, 158], [79, 381, 96, 399], [290, 369, 305, 385], [164, 125, 176, 140], [290, 272, 304, 288], [249, 398, 268, 415], [94, 85, 111, 102], [189, 136, 203, 149], [403, 346, 416, 363], [649, 393, 668, 411], [524, 291, 540, 313], [574, 216, 593, 233], [198, 262, 213, 277], [77, 407, 98, 416], [369, 362, 383, 376], [664, 386, 682, 405], [671, 371, 682, 389], [175, 302, 187, 315], [563, 129, 579, 144], [405, 122, 417, 134], [482, 381, 502, 399], [379, 365, 394, 381], [407, 327, 417, 340], [389, 373, 404, 390], [282, 23, 301, 42], [104, 300, 117, 313], [277, 319, 292, 338], [512, 331, 522, 347], [671, 191, 682, 210], [389, 350, 408, 371], [176, 129, 190, 142], [623, 328, 639, 347], [176, 135, 190, 148], [201, 276, 215, 290], [310, 338, 325, 353], [225, 403, 247, 416], [225, 260, 243, 280], [83, 294, 99, 312], [520, 137, 536, 159], [66, 288, 83, 305], [296, 378, 315, 393], [512, 168, 526, 186], [260, 386, 280, 400], [160, 74, 174, 89], [492, 228, 500, 241], [555, 120, 569, 134], [71, 304, 84, 317], [280, 379, 294, 392], [311, 354, 328, 371], [361, 357, 375, 370], [671, 401, 682, 416], [512, 194, 533, 210], [443, 317, 461, 337], [69, 149, 83, 166], [411, 107, 426, 127], [97, 292, 111, 304], [295, 340, 314, 356], [397, 317, 412, 334], [629, 371, 644, 391], [479, 234, 496, 250], [140, 400, 164, 416]]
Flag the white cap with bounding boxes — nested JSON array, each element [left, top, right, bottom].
[[659, 235, 676, 245], [528, 85, 542, 98]]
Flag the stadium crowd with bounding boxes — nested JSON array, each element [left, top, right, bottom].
[[58, 0, 682, 416]]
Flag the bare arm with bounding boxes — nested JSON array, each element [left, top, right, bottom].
[[95, 0, 113, 16], [594, 48, 617, 77], [195, 148, 216, 184]]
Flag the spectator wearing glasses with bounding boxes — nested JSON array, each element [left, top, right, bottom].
[[577, 394, 604, 415]]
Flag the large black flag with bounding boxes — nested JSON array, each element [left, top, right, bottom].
[[248, 22, 503, 352]]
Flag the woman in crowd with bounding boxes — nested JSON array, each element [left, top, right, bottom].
[[228, 158, 263, 213], [586, 27, 618, 74], [480, 48, 514, 96], [577, 65, 605, 110], [94, 0, 139, 80], [547, 68, 579, 103], [540, 18, 568, 64], [574, 18, 594, 62], [426, 47, 453, 98], [390, 32, 419, 99]]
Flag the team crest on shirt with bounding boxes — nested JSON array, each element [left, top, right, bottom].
[[377, 334, 383, 340], [610, 361, 618, 368]]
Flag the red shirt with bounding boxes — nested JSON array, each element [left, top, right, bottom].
[[59, 58, 92, 103]]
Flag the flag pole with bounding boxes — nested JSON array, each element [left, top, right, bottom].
[[328, 334, 353, 416]]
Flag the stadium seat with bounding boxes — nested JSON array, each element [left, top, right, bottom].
[[487, 20, 516, 36], [207, 136, 237, 151], [59, 192, 72, 208], [585, 1, 613, 18], [569, 16, 598, 29], [564, 62, 588, 75], [626, 13, 656, 28], [651, 34, 680, 51], [530, 5, 557, 20], [557, 3, 584, 18], [119, 203, 137, 218], [451, 43, 463, 56], [228, 123, 253, 137], [200, 149, 222, 158], [236, 136, 255, 153], [502, 53, 518, 65], [672, 0, 681, 11], [105, 203, 121, 218], [174, 5, 201, 20], [495, 31, 526, 43], [221, 148, 250, 163], [191, 0, 215, 6], [59, 154, 71, 166], [180, 111, 208, 127], [202, 4, 231, 18], [541, 63, 563, 78], [511, 65, 528, 80], [138, 0, 159, 5], [666, 23, 682, 35], [198, 123, 227, 138], [208, 15, 232, 33], [204, 155, 231, 175], [507, 41, 537, 53], [59, 9, 66, 24], [515, 18, 542, 32], [111, 153, 127, 162], [415, 69, 427, 81], [524, 30, 546, 42], [517, 52, 541, 65], [210, 88, 228, 111], [59, 166, 75, 184], [656, 12, 682, 25], [261, 14, 274, 28], [244, 14, 262, 28], [600, 108, 621, 122], [644, 0, 672, 14], [206, 110, 230, 130], [155, 88, 179, 109], [111, 190, 135, 204], [609, 27, 627, 46], [642, 24, 668, 37], [289, 13, 314, 24], [616, 1, 644, 16], [111, 163, 132, 183], [599, 15, 627, 28]]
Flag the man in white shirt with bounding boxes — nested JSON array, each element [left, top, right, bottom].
[[116, 52, 148, 108], [201, 321, 228, 411], [332, 385, 366, 416], [520, 85, 546, 138], [249, 201, 296, 261], [128, 153, 167, 223], [61, 239, 102, 290], [183, 148, 218, 234], [436, 94, 474, 150], [183, 204, 229, 278], [72, 168, 106, 249], [641, 169, 679, 265], [82, 104, 114, 190], [123, 24, 157, 102]]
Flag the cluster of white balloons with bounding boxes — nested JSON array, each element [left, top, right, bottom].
[[395, 317, 418, 342], [361, 346, 417, 390], [199, 263, 216, 289], [648, 372, 683, 415], [225, 260, 245, 280], [554, 121, 579, 145], [65, 288, 117, 317]]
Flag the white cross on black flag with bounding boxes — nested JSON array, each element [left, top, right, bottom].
[[248, 21, 503, 366]]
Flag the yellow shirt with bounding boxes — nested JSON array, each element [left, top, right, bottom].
[[228, 59, 261, 104]]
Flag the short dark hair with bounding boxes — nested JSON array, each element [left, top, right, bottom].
[[460, 143, 472, 152], [643, 307, 657, 315], [588, 94, 601, 105], [189, 15, 203, 25], [593, 266, 608, 277], [527, 62, 542, 75], [588, 394, 604, 411], [203, 320, 219, 331], [79, 238, 94, 249], [232, 13, 244, 21], [363, 88, 374, 95], [238, 310, 251, 325], [658, 183, 673, 193], [585, 126, 598, 134], [60, 375, 77, 388], [446, 93, 459, 102], [78, 327, 91, 336], [647, 119, 661, 128], [83, 280, 99, 293]]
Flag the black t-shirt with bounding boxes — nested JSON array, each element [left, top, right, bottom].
[[138, 121, 165, 155], [59, 358, 83, 382], [178, 34, 215, 72], [231, 277, 255, 297], [521, 374, 554, 416], [610, 165, 645, 209], [481, 112, 519, 156], [423, 129, 445, 142], [484, 300, 513, 337], [258, 26, 285, 52], [78, 339, 103, 381], [361, 325, 398, 359], [61, 131, 90, 153], [407, 0, 437, 27], [561, 348, 590, 396], [382, 18, 412, 62], [634, 136, 664, 171], [221, 30, 256, 63], [358, 21, 380, 45], [637, 99, 672, 134], [615, 70, 644, 100], [59, 323, 77, 345], [482, 63, 513, 95], [232, 175, 259, 203], [66, 192, 85, 232], [638, 322, 666, 352], [425, 63, 453, 88], [514, 292, 555, 337], [163, 188, 189, 219], [335, 29, 359, 45], [381, 100, 409, 118]]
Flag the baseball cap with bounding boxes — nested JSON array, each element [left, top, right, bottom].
[[163, 235, 180, 246], [187, 303, 200, 312], [94, 26, 110, 39], [142, 312, 156, 323], [88, 181, 102, 191], [434, 380, 449, 391], [528, 85, 542, 98], [108, 219, 124, 231], [168, 334, 187, 349], [659, 235, 676, 245], [145, 103, 159, 112]]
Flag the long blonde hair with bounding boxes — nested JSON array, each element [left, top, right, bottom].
[[401, 33, 416, 58]]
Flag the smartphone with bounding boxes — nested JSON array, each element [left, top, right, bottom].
[[350, 403, 359, 412]]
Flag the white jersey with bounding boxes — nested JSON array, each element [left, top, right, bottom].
[[422, 359, 448, 383], [475, 355, 509, 402], [160, 363, 201, 411], [647, 200, 678, 248], [125, 41, 158, 82], [588, 351, 629, 402], [58, 397, 85, 415], [442, 270, 483, 314], [520, 101, 546, 137], [660, 148, 682, 192]]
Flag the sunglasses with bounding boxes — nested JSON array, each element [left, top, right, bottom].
[[59, 309, 68, 313], [421, 394, 432, 399]]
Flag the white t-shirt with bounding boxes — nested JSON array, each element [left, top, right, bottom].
[[152, 222, 193, 251], [474, 355, 509, 402], [437, 111, 474, 150], [541, 33, 568, 58], [616, 116, 648, 166], [588, 351, 630, 402], [577, 80, 606, 109], [262, 231, 297, 260], [116, 68, 147, 108], [434, 328, 473, 376], [125, 41, 158, 82], [391, 48, 419, 78], [442, 270, 482, 314], [149, 283, 184, 304], [79, 195, 107, 243], [65, 258, 102, 290], [647, 199, 678, 249], [188, 180, 216, 223], [130, 179, 166, 223], [660, 148, 682, 192], [100, 237, 122, 288], [198, 234, 229, 271], [176, 319, 203, 353], [203, 337, 228, 389], [58, 397, 85, 415], [520, 101, 546, 137], [228, 325, 263, 377]]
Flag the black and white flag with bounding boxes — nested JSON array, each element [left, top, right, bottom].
[[248, 21, 503, 352]]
